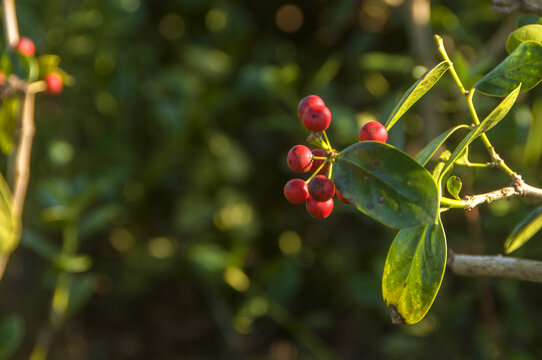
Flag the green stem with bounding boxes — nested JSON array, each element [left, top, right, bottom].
[[322, 130, 331, 149], [440, 196, 466, 209], [435, 35, 516, 178], [305, 160, 328, 183], [434, 35, 467, 95], [327, 162, 333, 179], [312, 156, 327, 160]]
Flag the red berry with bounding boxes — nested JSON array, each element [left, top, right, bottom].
[[0, 71, 5, 86], [306, 197, 334, 219], [284, 179, 309, 204], [310, 148, 329, 175], [301, 103, 331, 132], [297, 95, 325, 118], [287, 145, 313, 173], [308, 175, 335, 201], [16, 37, 35, 57], [359, 121, 388, 143], [45, 72, 63, 95], [336, 189, 351, 204]]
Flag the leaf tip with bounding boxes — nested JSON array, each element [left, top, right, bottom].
[[387, 304, 406, 324]]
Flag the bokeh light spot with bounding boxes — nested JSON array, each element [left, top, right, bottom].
[[110, 228, 134, 253], [48, 140, 74, 165], [95, 91, 118, 115], [148, 237, 175, 259], [120, 0, 140, 12], [213, 202, 254, 231], [363, 72, 390, 98], [275, 4, 304, 33], [278, 231, 301, 255], [205, 8, 227, 32], [159, 13, 185, 40], [224, 266, 250, 292]]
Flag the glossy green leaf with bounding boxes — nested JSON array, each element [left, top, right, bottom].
[[382, 217, 447, 324], [0, 98, 20, 155], [0, 315, 24, 359], [334, 142, 439, 229], [475, 41, 542, 96], [415, 125, 471, 166], [504, 205, 542, 254], [0, 173, 18, 254], [455, 147, 469, 165], [446, 176, 462, 200], [438, 84, 521, 182], [506, 24, 542, 53], [385, 61, 449, 130]]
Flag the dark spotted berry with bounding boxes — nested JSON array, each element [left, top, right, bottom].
[[301, 103, 331, 132], [359, 121, 388, 143], [287, 145, 313, 173], [308, 175, 335, 201], [297, 95, 325, 119]]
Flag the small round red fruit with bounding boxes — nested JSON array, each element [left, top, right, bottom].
[[0, 71, 5, 86], [45, 72, 63, 95], [310, 148, 329, 175], [287, 145, 313, 173], [297, 95, 325, 118], [359, 121, 388, 143], [308, 175, 335, 201], [284, 179, 309, 204], [301, 103, 331, 132], [306, 197, 334, 219], [16, 37, 35, 57]]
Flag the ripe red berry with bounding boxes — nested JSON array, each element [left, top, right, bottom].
[[287, 145, 313, 173], [306, 197, 334, 219], [0, 71, 5, 86], [301, 103, 331, 132], [16, 37, 35, 57], [308, 175, 335, 201], [359, 121, 388, 143], [297, 95, 325, 119], [309, 148, 329, 175], [336, 189, 351, 204], [284, 179, 309, 204], [45, 72, 63, 95]]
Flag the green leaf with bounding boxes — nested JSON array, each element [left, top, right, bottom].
[[0, 173, 18, 254], [446, 176, 462, 200], [504, 205, 542, 254], [382, 217, 447, 324], [385, 61, 449, 130], [0, 315, 24, 359], [414, 125, 471, 166], [506, 24, 542, 53], [0, 98, 20, 155], [438, 84, 521, 182], [53, 254, 93, 273], [334, 142, 439, 229], [475, 41, 542, 96]]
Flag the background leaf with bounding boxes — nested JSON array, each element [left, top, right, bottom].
[[506, 24, 542, 53], [333, 142, 439, 229], [475, 41, 542, 96], [0, 98, 20, 155], [384, 61, 449, 130], [0, 315, 24, 359], [504, 205, 542, 254], [382, 218, 447, 324], [0, 173, 18, 254], [415, 125, 471, 166], [438, 84, 521, 182]]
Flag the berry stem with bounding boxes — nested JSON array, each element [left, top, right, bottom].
[[305, 160, 328, 183], [312, 156, 327, 160], [327, 162, 333, 179], [322, 130, 332, 149]]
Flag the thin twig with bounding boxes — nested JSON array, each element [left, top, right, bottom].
[[12, 90, 35, 218], [1, 0, 19, 47], [448, 250, 542, 283]]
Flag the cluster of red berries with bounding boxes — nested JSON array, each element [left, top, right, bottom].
[[1, 36, 64, 95], [284, 95, 389, 219]]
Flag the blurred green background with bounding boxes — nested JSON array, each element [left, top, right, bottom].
[[2, 0, 542, 359]]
